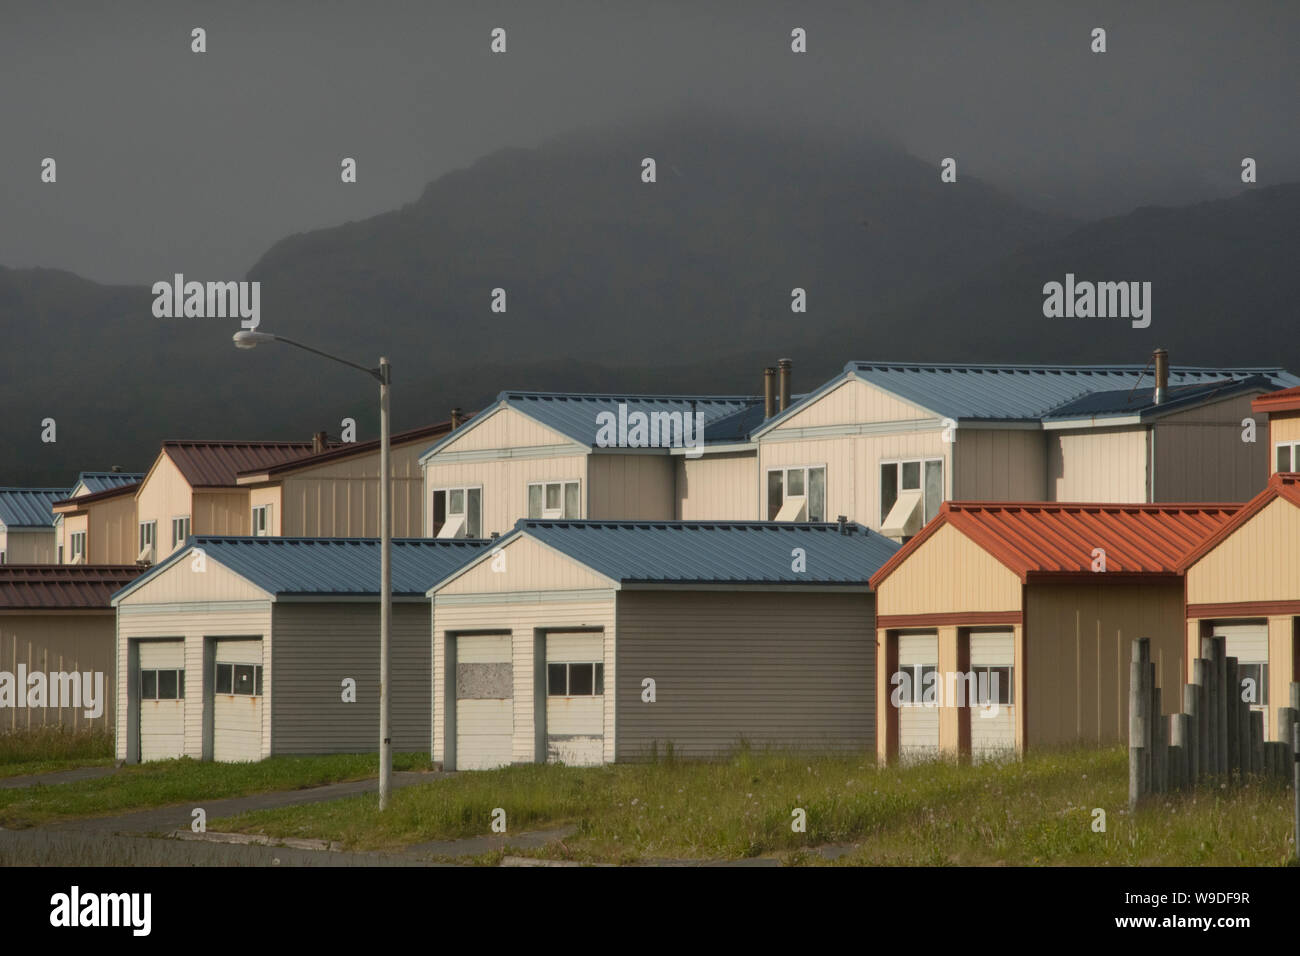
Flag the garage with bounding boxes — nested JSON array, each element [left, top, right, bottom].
[[455, 633, 514, 770], [138, 639, 185, 761], [1211, 622, 1270, 734], [969, 630, 1015, 762], [545, 631, 604, 766], [897, 632, 939, 762], [212, 638, 264, 762]]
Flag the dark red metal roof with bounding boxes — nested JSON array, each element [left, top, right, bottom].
[[162, 441, 324, 488], [52, 481, 142, 512], [1251, 386, 1300, 414], [235, 420, 457, 480], [0, 566, 144, 610], [871, 500, 1241, 588]]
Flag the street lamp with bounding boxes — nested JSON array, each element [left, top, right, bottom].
[[233, 329, 395, 810]]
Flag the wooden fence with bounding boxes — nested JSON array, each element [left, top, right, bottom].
[[1129, 635, 1298, 808]]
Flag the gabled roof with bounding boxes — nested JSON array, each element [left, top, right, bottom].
[[53, 481, 142, 512], [160, 441, 325, 488], [755, 362, 1300, 436], [112, 536, 492, 605], [1251, 386, 1300, 415], [236, 420, 457, 483], [435, 519, 900, 591], [1042, 376, 1275, 424], [75, 472, 145, 495], [0, 566, 143, 610], [870, 500, 1240, 588], [0, 488, 69, 529], [420, 391, 763, 460], [1177, 472, 1300, 571]]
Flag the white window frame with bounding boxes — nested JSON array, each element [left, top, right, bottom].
[[138, 520, 157, 563], [214, 662, 263, 698], [880, 457, 945, 531], [1275, 441, 1300, 474], [431, 485, 482, 538], [527, 480, 582, 520], [171, 515, 191, 548], [546, 660, 605, 697], [69, 531, 87, 564], [765, 465, 827, 522], [251, 504, 272, 536]]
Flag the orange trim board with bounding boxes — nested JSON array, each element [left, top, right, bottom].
[[1177, 473, 1300, 571], [877, 611, 1022, 628], [1187, 600, 1300, 619]]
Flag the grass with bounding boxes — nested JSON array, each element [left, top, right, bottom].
[[0, 751, 434, 827], [0, 728, 114, 778], [210, 745, 1299, 865]]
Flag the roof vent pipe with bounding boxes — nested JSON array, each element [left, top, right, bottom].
[[1153, 348, 1169, 405], [763, 368, 776, 419], [837, 514, 848, 535], [312, 430, 328, 454], [778, 358, 792, 412], [450, 407, 464, 428]]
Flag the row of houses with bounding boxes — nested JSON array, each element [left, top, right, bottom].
[[2, 353, 1299, 765]]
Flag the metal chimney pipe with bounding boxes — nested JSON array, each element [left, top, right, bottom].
[[312, 430, 328, 454], [450, 407, 463, 428], [763, 368, 776, 419], [778, 358, 792, 411], [1153, 349, 1169, 405]]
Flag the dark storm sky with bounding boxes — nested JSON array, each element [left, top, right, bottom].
[[2, 0, 1296, 284]]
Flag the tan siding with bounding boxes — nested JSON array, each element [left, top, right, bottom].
[[1049, 427, 1148, 502], [59, 514, 87, 563], [875, 524, 1021, 618], [1186, 498, 1300, 604], [440, 535, 611, 595], [122, 557, 268, 605], [193, 490, 250, 537], [2, 529, 57, 564], [614, 591, 875, 758], [436, 405, 573, 452], [85, 493, 138, 565], [587, 454, 675, 520], [769, 377, 932, 431], [1023, 581, 1184, 748], [270, 602, 431, 753], [432, 596, 616, 766], [277, 439, 425, 537], [676, 451, 758, 519], [248, 486, 282, 536], [423, 454, 587, 537], [115, 603, 272, 761], [136, 452, 194, 561], [1269, 411, 1300, 468], [953, 429, 1048, 501], [1154, 393, 1268, 502], [0, 612, 115, 732]]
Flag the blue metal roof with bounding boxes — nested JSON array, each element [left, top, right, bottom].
[[840, 362, 1300, 422], [422, 391, 763, 459], [1042, 375, 1275, 421], [76, 472, 145, 494], [501, 519, 900, 587], [0, 488, 70, 529], [113, 536, 492, 603]]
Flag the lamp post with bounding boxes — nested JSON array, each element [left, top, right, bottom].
[[233, 330, 394, 810]]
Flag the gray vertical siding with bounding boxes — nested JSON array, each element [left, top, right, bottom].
[[270, 602, 431, 754], [614, 590, 876, 759]]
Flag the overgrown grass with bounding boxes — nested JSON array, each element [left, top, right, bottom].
[[211, 745, 1298, 865], [0, 751, 434, 827], [0, 728, 114, 778]]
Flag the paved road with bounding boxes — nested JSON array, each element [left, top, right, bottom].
[[0, 766, 119, 789]]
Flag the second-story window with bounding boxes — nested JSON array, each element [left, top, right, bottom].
[[880, 458, 944, 538], [1276, 441, 1300, 473], [69, 531, 87, 564], [766, 466, 826, 522], [528, 480, 581, 520], [171, 515, 191, 548], [138, 521, 157, 563], [432, 486, 482, 538], [252, 504, 272, 536]]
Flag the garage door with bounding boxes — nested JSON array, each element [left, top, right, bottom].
[[455, 634, 513, 770], [897, 633, 939, 762], [546, 632, 605, 766], [138, 640, 185, 761], [213, 639, 263, 762], [970, 631, 1015, 762], [1215, 622, 1270, 738]]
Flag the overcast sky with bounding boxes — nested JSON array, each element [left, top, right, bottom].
[[2, 0, 1296, 283]]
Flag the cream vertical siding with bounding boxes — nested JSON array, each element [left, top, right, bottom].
[[423, 455, 588, 537], [1154, 393, 1268, 501], [614, 590, 875, 758], [952, 428, 1048, 501], [874, 523, 1022, 618], [0, 612, 116, 732], [135, 452, 194, 561], [1048, 426, 1148, 502], [437, 405, 573, 452], [1185, 498, 1300, 605], [269, 602, 432, 753], [192, 491, 250, 537], [586, 454, 675, 520], [675, 451, 758, 519], [440, 535, 613, 595], [86, 494, 139, 565], [1023, 581, 1185, 748], [2, 529, 57, 564], [771, 376, 933, 430], [61, 514, 88, 562], [278, 439, 426, 537], [1269, 412, 1300, 472], [248, 486, 282, 536]]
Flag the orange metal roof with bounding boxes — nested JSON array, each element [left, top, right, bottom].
[[1251, 386, 1300, 414], [1177, 472, 1300, 571], [162, 441, 325, 488], [0, 566, 144, 610], [870, 500, 1240, 588]]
